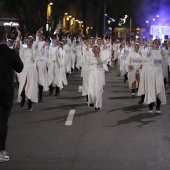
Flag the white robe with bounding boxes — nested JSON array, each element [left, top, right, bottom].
[[125, 51, 142, 89], [17, 39, 38, 103], [81, 49, 92, 96], [58, 48, 68, 86], [141, 48, 166, 104], [138, 47, 150, 96], [87, 51, 109, 108], [70, 43, 76, 69], [75, 44, 83, 69], [36, 41, 48, 91], [63, 44, 71, 73]]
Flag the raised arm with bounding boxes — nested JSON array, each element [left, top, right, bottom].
[[16, 27, 22, 50]]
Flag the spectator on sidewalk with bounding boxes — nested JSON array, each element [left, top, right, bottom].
[[0, 26, 23, 163]]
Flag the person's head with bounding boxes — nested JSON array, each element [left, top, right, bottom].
[[23, 37, 27, 44], [97, 38, 103, 46], [52, 39, 58, 46], [26, 36, 34, 48], [39, 33, 44, 41], [45, 38, 51, 45], [58, 42, 63, 48], [134, 44, 140, 52], [153, 39, 160, 49], [0, 26, 6, 43], [62, 39, 67, 45], [92, 44, 100, 57]]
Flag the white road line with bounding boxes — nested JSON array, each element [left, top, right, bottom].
[[78, 86, 82, 92], [65, 110, 76, 126]]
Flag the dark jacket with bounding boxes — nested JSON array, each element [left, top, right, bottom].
[[0, 44, 23, 101]]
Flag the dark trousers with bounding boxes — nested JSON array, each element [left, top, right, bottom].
[[0, 100, 13, 150], [38, 85, 43, 100], [149, 97, 161, 110]]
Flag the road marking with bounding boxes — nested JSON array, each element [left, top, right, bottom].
[[65, 110, 76, 126], [78, 86, 82, 92]]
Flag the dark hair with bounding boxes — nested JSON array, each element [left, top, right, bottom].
[[153, 39, 160, 45], [92, 45, 100, 52], [0, 26, 6, 41]]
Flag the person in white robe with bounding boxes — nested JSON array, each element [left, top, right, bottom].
[[137, 42, 150, 104], [86, 44, 109, 110], [16, 28, 40, 111], [123, 42, 134, 82], [141, 39, 168, 113], [58, 42, 68, 86], [75, 40, 83, 71], [117, 43, 126, 77], [70, 39, 76, 71], [63, 39, 71, 77], [112, 40, 120, 66], [48, 39, 62, 95], [81, 39, 92, 103], [36, 35, 49, 102], [125, 44, 142, 97]]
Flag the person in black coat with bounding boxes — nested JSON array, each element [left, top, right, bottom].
[[0, 26, 23, 163]]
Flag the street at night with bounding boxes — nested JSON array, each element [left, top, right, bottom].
[[1, 0, 170, 169]]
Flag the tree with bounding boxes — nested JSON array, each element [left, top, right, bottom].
[[3, 0, 48, 34]]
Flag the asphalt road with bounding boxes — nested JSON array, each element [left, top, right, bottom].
[[1, 66, 170, 170]]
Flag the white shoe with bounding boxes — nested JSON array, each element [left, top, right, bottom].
[[0, 151, 10, 163], [148, 110, 154, 114], [156, 110, 161, 114], [132, 93, 135, 97], [27, 107, 33, 112]]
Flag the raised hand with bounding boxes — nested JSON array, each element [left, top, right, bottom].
[[16, 27, 21, 38]]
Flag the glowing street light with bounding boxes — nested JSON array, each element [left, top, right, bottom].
[[153, 18, 156, 21], [107, 20, 111, 24], [146, 20, 149, 23], [156, 15, 159, 18]]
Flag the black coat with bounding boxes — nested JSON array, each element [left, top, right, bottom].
[[0, 44, 23, 101]]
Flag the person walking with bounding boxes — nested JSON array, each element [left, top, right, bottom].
[[0, 26, 23, 162], [16, 27, 39, 111]]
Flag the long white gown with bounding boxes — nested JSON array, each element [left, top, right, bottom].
[[36, 41, 49, 91], [142, 48, 166, 104], [125, 51, 142, 89], [81, 48, 92, 96], [58, 47, 68, 86], [75, 43, 83, 70], [17, 38, 38, 103], [87, 51, 109, 108]]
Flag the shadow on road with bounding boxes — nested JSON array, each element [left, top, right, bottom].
[[109, 112, 162, 128], [29, 110, 97, 124], [58, 96, 85, 100], [107, 104, 148, 113], [108, 96, 140, 100], [43, 103, 87, 111], [112, 90, 130, 93]]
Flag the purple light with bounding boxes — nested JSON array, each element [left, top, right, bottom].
[[146, 20, 149, 23], [156, 15, 159, 18], [153, 18, 156, 21]]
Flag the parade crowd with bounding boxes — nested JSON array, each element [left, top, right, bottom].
[[8, 27, 170, 113], [1, 25, 170, 162]]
